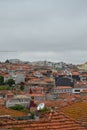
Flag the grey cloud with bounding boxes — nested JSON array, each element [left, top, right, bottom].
[[0, 0, 87, 63]]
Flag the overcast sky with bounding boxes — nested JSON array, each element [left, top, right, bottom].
[[0, 0, 87, 64]]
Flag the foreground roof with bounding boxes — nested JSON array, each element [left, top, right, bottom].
[[63, 101, 87, 127], [0, 110, 86, 130]]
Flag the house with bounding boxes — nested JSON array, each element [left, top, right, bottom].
[[6, 95, 30, 108], [80, 72, 87, 81], [34, 71, 43, 78], [72, 88, 85, 94], [53, 86, 72, 94], [0, 109, 86, 130], [53, 86, 87, 95], [55, 76, 74, 87], [72, 71, 80, 81], [0, 99, 5, 106], [80, 90, 87, 96], [0, 90, 14, 99], [11, 73, 25, 84], [29, 94, 45, 101], [8, 59, 22, 64], [3, 74, 11, 82], [77, 62, 87, 70]]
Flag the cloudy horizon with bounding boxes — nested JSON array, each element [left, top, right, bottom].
[[0, 0, 87, 64]]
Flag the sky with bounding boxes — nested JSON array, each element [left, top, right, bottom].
[[0, 0, 87, 64]]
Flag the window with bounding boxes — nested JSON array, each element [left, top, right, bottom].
[[75, 90, 80, 92]]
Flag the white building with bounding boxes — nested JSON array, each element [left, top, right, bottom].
[[72, 88, 83, 94], [11, 73, 25, 84], [4, 74, 11, 83], [3, 73, 25, 84], [53, 86, 72, 94], [8, 59, 22, 64], [53, 87, 87, 94], [6, 95, 30, 108], [34, 71, 43, 78]]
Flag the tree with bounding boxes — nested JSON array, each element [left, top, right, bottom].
[[9, 104, 24, 111], [20, 82, 24, 91], [5, 59, 9, 63], [0, 76, 4, 85], [7, 79, 15, 87], [20, 85, 24, 91]]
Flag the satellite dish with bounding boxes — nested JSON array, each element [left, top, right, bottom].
[[37, 103, 45, 110]]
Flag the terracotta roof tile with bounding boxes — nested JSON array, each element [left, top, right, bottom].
[[0, 110, 86, 130]]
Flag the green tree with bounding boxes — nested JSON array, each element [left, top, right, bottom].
[[9, 104, 24, 111], [7, 79, 15, 87], [0, 76, 4, 85], [5, 59, 9, 63], [20, 82, 24, 91]]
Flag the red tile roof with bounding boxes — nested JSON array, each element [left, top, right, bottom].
[[0, 106, 26, 117], [0, 111, 86, 130], [63, 101, 87, 127]]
